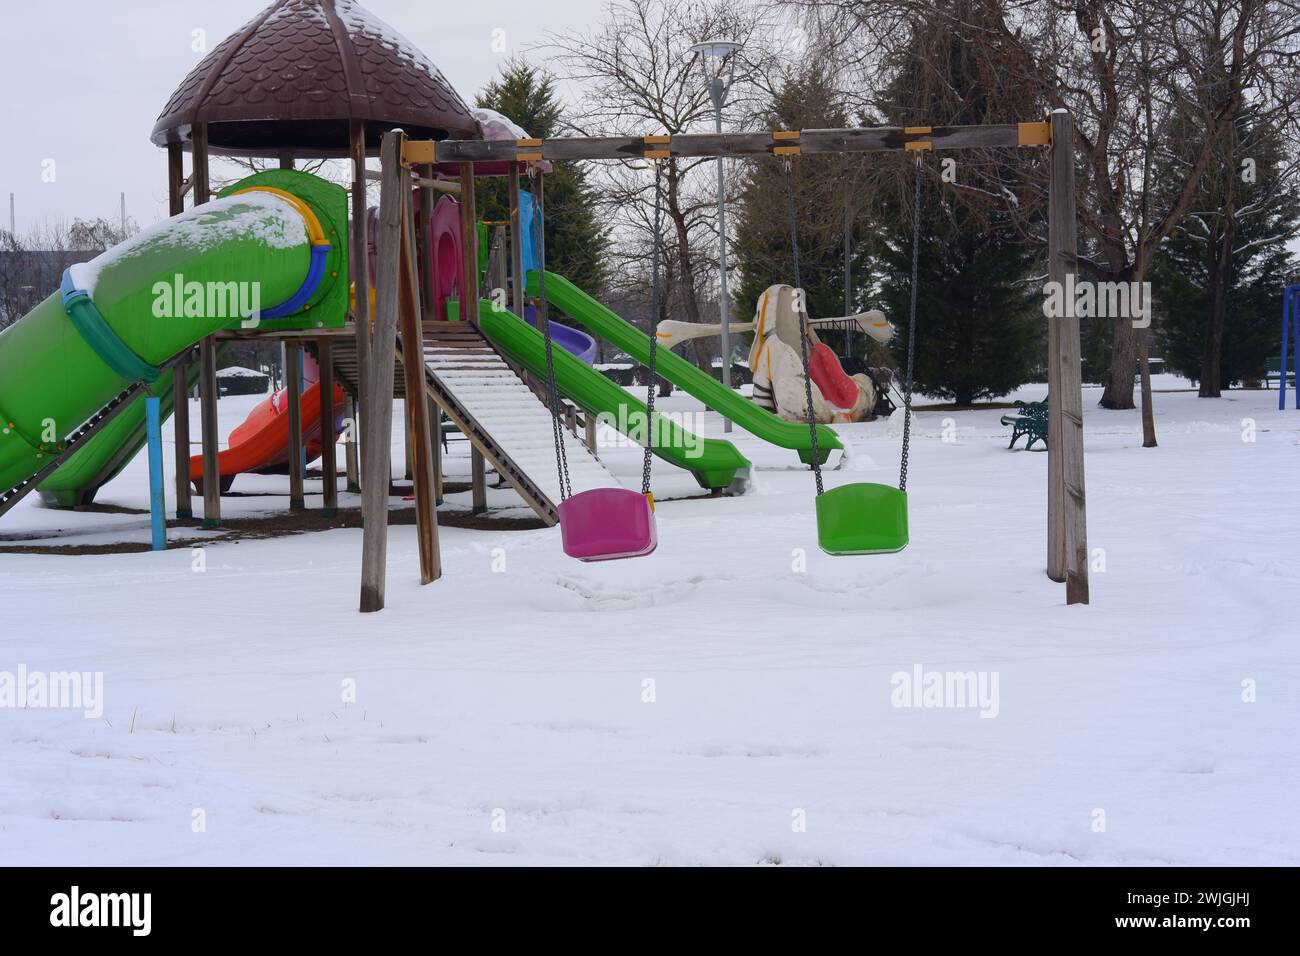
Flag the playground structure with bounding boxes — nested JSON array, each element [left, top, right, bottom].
[[656, 294, 898, 423], [0, 0, 1090, 610]]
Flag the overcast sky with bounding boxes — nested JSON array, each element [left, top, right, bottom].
[[0, 0, 608, 233]]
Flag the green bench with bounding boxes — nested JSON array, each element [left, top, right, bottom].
[[1000, 399, 1048, 451], [1264, 356, 1295, 390]]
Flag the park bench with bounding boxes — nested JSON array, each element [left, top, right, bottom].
[[1000, 399, 1049, 451], [1264, 356, 1295, 390]]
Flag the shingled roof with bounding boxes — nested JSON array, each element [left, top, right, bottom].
[[152, 0, 480, 157]]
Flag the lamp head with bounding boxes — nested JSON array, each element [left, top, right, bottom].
[[689, 39, 743, 74]]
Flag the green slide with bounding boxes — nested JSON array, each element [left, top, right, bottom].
[[527, 270, 842, 465], [478, 304, 751, 493], [0, 171, 348, 503], [36, 360, 201, 507]]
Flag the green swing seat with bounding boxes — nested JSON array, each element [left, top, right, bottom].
[[815, 482, 909, 555]]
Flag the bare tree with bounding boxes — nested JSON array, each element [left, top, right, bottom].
[[544, 0, 782, 374]]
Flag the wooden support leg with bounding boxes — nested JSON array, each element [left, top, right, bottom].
[[1047, 110, 1090, 604], [585, 413, 598, 457], [286, 342, 305, 510], [343, 394, 360, 493], [359, 131, 408, 611], [471, 446, 487, 514], [199, 336, 221, 528], [430, 394, 443, 504], [350, 120, 372, 508], [398, 163, 441, 583], [172, 357, 192, 518], [318, 338, 338, 516], [167, 144, 192, 520]]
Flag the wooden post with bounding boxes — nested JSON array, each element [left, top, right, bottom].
[[459, 163, 479, 326], [193, 124, 221, 529], [279, 152, 295, 171], [318, 338, 338, 515], [350, 120, 371, 502], [565, 404, 578, 436], [1046, 110, 1090, 605], [430, 394, 443, 503], [508, 164, 526, 316], [360, 131, 406, 611], [471, 447, 487, 514], [585, 413, 598, 456], [404, 413, 414, 481], [343, 393, 360, 493], [285, 342, 305, 510], [398, 179, 441, 583], [418, 163, 437, 322], [1137, 322, 1158, 447], [167, 142, 193, 519]]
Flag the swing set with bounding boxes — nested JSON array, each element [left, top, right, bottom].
[[393, 112, 1091, 603]]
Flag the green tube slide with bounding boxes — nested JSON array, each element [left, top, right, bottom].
[[35, 357, 207, 507], [526, 270, 842, 465], [478, 304, 751, 493], [0, 184, 339, 499]]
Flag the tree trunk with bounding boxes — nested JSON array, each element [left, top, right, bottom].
[[1199, 192, 1235, 398], [1199, 251, 1227, 397], [1099, 314, 1137, 409]]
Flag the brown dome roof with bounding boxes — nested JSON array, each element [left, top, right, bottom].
[[152, 0, 480, 157]]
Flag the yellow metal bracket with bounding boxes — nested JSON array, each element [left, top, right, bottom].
[[903, 126, 933, 151], [643, 135, 671, 159], [1017, 121, 1051, 146], [401, 140, 437, 165], [772, 130, 801, 156]]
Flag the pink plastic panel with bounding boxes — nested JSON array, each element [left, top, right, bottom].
[[559, 488, 658, 562]]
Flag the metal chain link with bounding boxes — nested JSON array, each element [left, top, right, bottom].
[[530, 170, 572, 501], [783, 157, 823, 496], [641, 161, 664, 497], [899, 155, 924, 494]]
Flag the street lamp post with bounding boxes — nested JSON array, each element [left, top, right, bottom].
[[691, 39, 742, 433]]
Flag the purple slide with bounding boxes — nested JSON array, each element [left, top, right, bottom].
[[523, 304, 598, 364]]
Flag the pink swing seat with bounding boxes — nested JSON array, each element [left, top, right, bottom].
[[559, 488, 658, 562]]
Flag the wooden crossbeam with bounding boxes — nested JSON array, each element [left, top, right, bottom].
[[400, 123, 1050, 165]]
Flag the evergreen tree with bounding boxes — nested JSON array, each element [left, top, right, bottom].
[[1151, 117, 1299, 389], [872, 1, 1044, 404], [474, 59, 609, 296], [732, 69, 871, 343]]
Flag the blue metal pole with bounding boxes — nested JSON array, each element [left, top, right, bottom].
[[1289, 287, 1299, 410], [1282, 286, 1298, 411], [145, 396, 167, 551]]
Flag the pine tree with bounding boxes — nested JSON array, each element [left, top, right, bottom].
[[474, 59, 609, 296], [1151, 116, 1300, 390], [733, 70, 858, 319], [871, 2, 1044, 404]]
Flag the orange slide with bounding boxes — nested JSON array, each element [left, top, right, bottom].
[[189, 381, 345, 494]]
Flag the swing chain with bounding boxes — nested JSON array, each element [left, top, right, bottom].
[[641, 160, 664, 497], [899, 153, 923, 494], [783, 156, 824, 496], [530, 169, 573, 501]]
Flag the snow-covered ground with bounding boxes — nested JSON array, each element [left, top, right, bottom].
[[1, 377, 1297, 865]]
